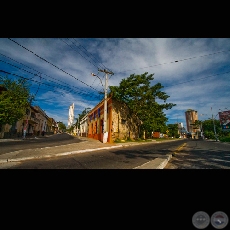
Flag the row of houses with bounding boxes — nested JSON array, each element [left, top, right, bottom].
[[0, 104, 59, 139]]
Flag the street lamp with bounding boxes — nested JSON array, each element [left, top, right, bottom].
[[91, 73, 104, 89], [209, 113, 219, 142], [91, 69, 113, 143]]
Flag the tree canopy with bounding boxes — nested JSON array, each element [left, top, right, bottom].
[[58, 121, 66, 131], [109, 72, 176, 136], [0, 75, 34, 125], [75, 107, 91, 129]]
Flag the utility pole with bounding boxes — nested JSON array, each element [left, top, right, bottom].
[[91, 69, 114, 143], [212, 113, 218, 141], [98, 69, 114, 143]]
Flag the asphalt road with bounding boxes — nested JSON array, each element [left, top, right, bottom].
[[3, 138, 185, 169], [164, 139, 230, 169], [0, 133, 82, 154]]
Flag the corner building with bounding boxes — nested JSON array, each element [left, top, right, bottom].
[[87, 97, 142, 143]]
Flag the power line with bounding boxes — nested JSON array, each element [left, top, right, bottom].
[[0, 52, 103, 96], [8, 38, 100, 92], [0, 58, 102, 99], [60, 38, 114, 89], [164, 70, 230, 88], [59, 38, 106, 91], [0, 69, 103, 100], [115, 49, 230, 74], [61, 38, 105, 71], [60, 38, 101, 71], [72, 38, 114, 74]]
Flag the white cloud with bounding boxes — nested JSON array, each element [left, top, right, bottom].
[[1, 38, 230, 128]]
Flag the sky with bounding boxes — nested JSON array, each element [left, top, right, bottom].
[[0, 38, 230, 129]]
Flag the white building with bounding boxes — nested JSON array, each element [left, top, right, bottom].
[[80, 113, 89, 137], [68, 103, 75, 128]]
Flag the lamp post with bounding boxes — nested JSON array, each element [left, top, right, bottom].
[[91, 69, 113, 143], [212, 113, 218, 141], [200, 113, 207, 139], [209, 113, 219, 142]]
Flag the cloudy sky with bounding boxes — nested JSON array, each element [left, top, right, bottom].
[[0, 38, 229, 129]]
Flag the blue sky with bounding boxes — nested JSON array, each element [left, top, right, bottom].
[[0, 38, 230, 129]]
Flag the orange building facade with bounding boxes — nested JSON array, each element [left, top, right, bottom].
[[87, 97, 141, 143]]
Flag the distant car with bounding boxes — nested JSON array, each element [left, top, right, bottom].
[[186, 133, 192, 138]]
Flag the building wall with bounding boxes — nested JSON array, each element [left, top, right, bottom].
[[0, 101, 54, 138], [0, 106, 41, 138], [87, 97, 141, 143], [185, 109, 198, 137], [111, 99, 140, 141], [80, 113, 89, 137], [34, 106, 48, 133]]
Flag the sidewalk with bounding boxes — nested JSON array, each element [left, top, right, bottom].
[[0, 135, 178, 169]]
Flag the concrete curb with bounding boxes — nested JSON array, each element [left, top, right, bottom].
[[134, 154, 172, 169]]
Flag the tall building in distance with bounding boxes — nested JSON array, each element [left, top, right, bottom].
[[185, 109, 198, 137], [68, 103, 75, 128]]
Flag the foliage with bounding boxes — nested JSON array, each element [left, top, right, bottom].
[[219, 135, 230, 142], [202, 119, 221, 133], [203, 131, 215, 139], [75, 107, 91, 129], [0, 75, 34, 125], [109, 72, 176, 135], [58, 121, 66, 131], [167, 124, 179, 137], [66, 125, 74, 133], [175, 133, 180, 138], [199, 119, 230, 141]]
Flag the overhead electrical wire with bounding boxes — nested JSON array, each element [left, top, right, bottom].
[[0, 59, 102, 99], [114, 49, 230, 74], [4, 39, 230, 105], [0, 69, 103, 101], [0, 52, 102, 98], [8, 38, 100, 92], [164, 70, 230, 88], [60, 38, 115, 89], [71, 38, 114, 75], [59, 38, 106, 91], [60, 38, 105, 71]]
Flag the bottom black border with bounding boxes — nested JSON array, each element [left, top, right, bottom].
[[1, 169, 229, 229]]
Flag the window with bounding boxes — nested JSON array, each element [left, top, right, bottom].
[[121, 119, 126, 124]]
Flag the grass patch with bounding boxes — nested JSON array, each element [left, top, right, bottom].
[[113, 137, 174, 143], [219, 136, 230, 142]]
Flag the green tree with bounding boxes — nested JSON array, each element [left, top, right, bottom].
[[58, 121, 66, 131], [109, 72, 176, 137], [0, 75, 34, 125], [75, 107, 91, 129], [202, 119, 222, 139], [167, 124, 178, 137]]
